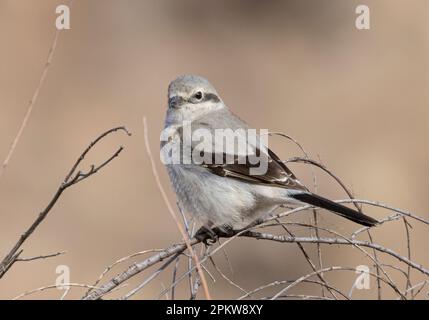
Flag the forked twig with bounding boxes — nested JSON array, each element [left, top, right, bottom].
[[0, 126, 130, 279], [15, 251, 66, 262], [270, 133, 325, 297]]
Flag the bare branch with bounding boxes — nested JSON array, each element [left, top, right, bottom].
[[238, 279, 349, 300], [0, 126, 130, 279], [0, 0, 75, 179], [83, 248, 164, 298], [13, 283, 101, 300], [83, 240, 198, 300], [84, 196, 429, 300], [16, 251, 66, 262], [121, 253, 180, 300], [274, 219, 338, 299], [241, 231, 429, 277], [271, 134, 326, 297], [209, 256, 249, 296], [270, 266, 399, 300], [403, 217, 413, 298]]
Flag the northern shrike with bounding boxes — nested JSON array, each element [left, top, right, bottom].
[[162, 75, 377, 240]]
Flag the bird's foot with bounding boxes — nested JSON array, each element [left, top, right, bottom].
[[195, 226, 218, 245], [212, 225, 236, 238], [195, 225, 236, 245]]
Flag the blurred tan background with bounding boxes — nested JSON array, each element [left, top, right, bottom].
[[0, 0, 428, 299]]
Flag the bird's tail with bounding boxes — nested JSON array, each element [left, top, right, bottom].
[[290, 192, 378, 227]]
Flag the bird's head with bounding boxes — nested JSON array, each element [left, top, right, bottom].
[[166, 75, 224, 124]]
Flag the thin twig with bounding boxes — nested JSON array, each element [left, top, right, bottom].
[[209, 256, 249, 296], [83, 239, 198, 300], [271, 133, 325, 297], [365, 230, 382, 299], [177, 203, 195, 298], [403, 217, 413, 297], [83, 248, 164, 298], [13, 283, 100, 300], [274, 218, 338, 299], [171, 256, 180, 300], [238, 279, 349, 300], [270, 266, 400, 300], [190, 274, 201, 300], [241, 231, 429, 278], [286, 155, 385, 298], [87, 201, 429, 300], [0, 0, 75, 179], [254, 221, 403, 298], [121, 253, 180, 300], [142, 117, 211, 300], [0, 126, 130, 279], [16, 251, 66, 262], [400, 280, 429, 299]]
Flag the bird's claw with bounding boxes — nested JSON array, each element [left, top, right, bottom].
[[195, 226, 218, 245], [195, 225, 236, 245]]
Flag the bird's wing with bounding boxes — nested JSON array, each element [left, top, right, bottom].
[[188, 109, 307, 191], [200, 148, 307, 191]]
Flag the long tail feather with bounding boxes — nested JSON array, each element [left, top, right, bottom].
[[290, 192, 378, 227]]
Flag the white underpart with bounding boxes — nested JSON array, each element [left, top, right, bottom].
[[166, 164, 293, 229]]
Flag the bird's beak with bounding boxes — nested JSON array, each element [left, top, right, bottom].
[[168, 96, 184, 109]]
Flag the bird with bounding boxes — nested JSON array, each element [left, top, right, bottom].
[[162, 75, 378, 241]]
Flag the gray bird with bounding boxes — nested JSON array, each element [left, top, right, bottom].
[[162, 75, 377, 240]]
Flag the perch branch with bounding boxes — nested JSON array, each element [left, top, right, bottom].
[[84, 198, 429, 300]]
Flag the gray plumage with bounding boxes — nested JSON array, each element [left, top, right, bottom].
[[162, 75, 378, 231]]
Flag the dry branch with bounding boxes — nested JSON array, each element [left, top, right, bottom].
[[83, 197, 429, 300], [0, 126, 130, 279], [4, 125, 427, 300], [15, 251, 66, 262], [0, 0, 75, 179]]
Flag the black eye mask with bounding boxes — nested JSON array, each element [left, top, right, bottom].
[[203, 93, 220, 103]]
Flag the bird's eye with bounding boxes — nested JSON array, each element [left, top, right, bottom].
[[193, 91, 203, 100]]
